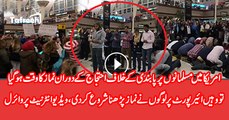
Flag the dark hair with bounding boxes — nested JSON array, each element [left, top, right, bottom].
[[144, 24, 150, 28], [125, 26, 129, 29], [0, 40, 6, 49]]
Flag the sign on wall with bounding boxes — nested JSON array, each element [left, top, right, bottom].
[[57, 24, 66, 30]]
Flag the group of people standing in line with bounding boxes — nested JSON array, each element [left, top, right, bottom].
[[78, 23, 158, 73]]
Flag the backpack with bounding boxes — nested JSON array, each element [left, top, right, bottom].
[[37, 51, 51, 72]]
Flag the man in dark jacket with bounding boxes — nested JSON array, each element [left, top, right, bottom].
[[104, 28, 113, 65], [0, 40, 12, 78]]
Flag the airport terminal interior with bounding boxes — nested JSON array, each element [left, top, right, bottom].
[[0, 0, 229, 79]]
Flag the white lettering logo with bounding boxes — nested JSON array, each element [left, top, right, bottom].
[[10, 13, 41, 24]]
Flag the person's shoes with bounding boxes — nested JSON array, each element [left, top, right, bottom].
[[177, 60, 181, 68], [223, 73, 229, 79]]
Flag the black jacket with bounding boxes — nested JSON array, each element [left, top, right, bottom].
[[19, 50, 39, 76], [9, 46, 20, 62], [0, 49, 12, 78]]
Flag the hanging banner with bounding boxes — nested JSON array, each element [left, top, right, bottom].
[[103, 1, 111, 29], [0, 0, 4, 35], [185, 0, 192, 21]]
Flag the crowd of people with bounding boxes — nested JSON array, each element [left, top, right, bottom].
[[160, 18, 229, 44], [159, 18, 229, 78], [77, 24, 159, 73], [75, 19, 229, 78], [0, 34, 79, 78]]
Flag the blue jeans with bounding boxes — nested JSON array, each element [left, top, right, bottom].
[[142, 48, 153, 71]]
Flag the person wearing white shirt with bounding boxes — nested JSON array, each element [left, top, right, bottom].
[[141, 24, 155, 72], [205, 22, 211, 37], [207, 46, 224, 67], [186, 24, 191, 38]]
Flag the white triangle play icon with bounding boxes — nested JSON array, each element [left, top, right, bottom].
[[114, 59, 121, 70]]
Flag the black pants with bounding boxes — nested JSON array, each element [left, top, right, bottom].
[[104, 47, 112, 65], [92, 48, 103, 72], [110, 48, 121, 65], [133, 51, 141, 71], [80, 41, 90, 59]]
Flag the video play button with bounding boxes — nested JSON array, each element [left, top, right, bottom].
[[114, 59, 121, 70], [104, 52, 129, 75]]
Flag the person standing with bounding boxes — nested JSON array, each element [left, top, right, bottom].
[[9, 39, 21, 72], [121, 26, 132, 69], [104, 29, 113, 66], [19, 40, 39, 76], [186, 21, 192, 39], [141, 24, 155, 72], [111, 29, 121, 65], [42, 40, 60, 72], [174, 20, 181, 39], [80, 28, 90, 60], [89, 23, 106, 72], [0, 39, 12, 78], [205, 22, 211, 37]]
